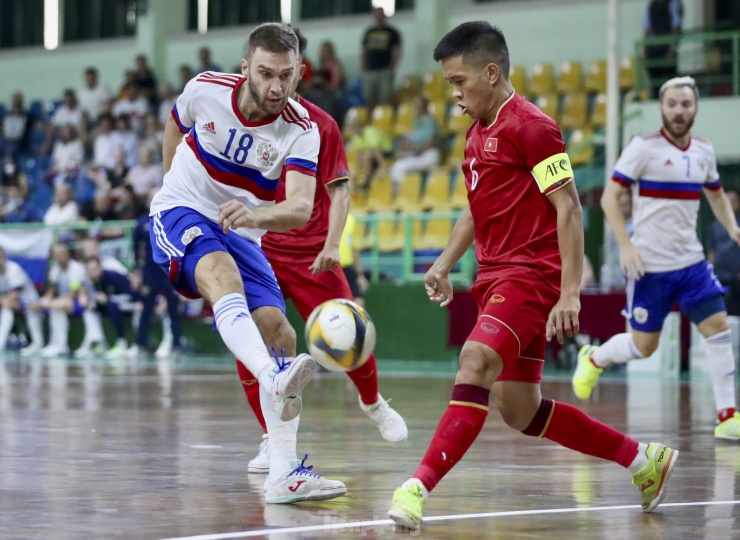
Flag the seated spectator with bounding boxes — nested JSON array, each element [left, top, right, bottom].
[[92, 112, 116, 169], [110, 115, 139, 167], [112, 184, 141, 220], [196, 46, 222, 74], [319, 41, 347, 91], [178, 64, 194, 93], [78, 238, 128, 273], [125, 145, 163, 198], [112, 83, 150, 132], [45, 89, 86, 153], [157, 83, 177, 127], [389, 96, 440, 191], [0, 247, 44, 355], [1, 185, 40, 223], [133, 54, 158, 106], [1, 157, 28, 196], [117, 70, 137, 100], [1, 92, 31, 160], [55, 162, 98, 205], [345, 115, 393, 189], [44, 183, 79, 226], [303, 71, 341, 123], [78, 67, 112, 127], [80, 188, 118, 224], [51, 124, 84, 173], [140, 113, 164, 161], [105, 146, 130, 189]]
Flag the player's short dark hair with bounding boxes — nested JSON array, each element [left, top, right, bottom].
[[293, 28, 308, 56], [433, 21, 510, 77], [246, 23, 298, 60]]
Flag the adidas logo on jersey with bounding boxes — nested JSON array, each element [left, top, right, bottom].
[[664, 159, 673, 166], [203, 121, 216, 134]]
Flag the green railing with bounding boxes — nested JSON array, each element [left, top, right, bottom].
[[635, 30, 740, 98], [356, 211, 476, 285]]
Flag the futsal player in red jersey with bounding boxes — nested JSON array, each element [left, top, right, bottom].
[[387, 21, 678, 530], [236, 30, 407, 474]]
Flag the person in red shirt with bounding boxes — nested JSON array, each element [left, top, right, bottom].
[[386, 21, 678, 531], [236, 29, 408, 474]]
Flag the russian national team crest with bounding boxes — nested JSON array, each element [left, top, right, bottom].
[[181, 226, 203, 245], [256, 141, 279, 167]]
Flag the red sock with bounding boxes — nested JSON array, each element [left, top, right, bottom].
[[522, 399, 638, 468], [347, 353, 380, 405], [718, 407, 736, 423], [235, 359, 267, 434], [413, 384, 489, 492]]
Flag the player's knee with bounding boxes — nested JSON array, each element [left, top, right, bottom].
[[457, 346, 498, 386], [499, 398, 541, 432]]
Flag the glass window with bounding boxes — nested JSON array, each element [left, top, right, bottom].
[[63, 0, 137, 43], [301, 0, 373, 21], [0, 0, 44, 49], [188, 0, 281, 30]]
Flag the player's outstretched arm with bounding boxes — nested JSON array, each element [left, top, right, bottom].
[[601, 180, 644, 280], [704, 187, 740, 245], [424, 205, 475, 307], [546, 182, 582, 343]]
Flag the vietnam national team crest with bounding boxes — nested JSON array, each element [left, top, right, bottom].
[[181, 226, 203, 245], [256, 141, 279, 167]]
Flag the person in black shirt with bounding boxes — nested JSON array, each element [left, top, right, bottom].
[[361, 7, 402, 109]]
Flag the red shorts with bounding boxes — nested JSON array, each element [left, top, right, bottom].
[[467, 277, 560, 384], [270, 258, 355, 320]]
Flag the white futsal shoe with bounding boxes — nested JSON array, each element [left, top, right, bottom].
[[271, 349, 316, 422], [263, 455, 347, 504], [359, 395, 408, 443], [248, 434, 270, 474]]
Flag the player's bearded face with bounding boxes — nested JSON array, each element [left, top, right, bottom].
[[244, 49, 296, 115], [660, 87, 697, 139]]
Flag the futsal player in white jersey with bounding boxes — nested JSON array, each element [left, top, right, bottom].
[[573, 77, 740, 440], [149, 23, 346, 502], [0, 247, 44, 355]]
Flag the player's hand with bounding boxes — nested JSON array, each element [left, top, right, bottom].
[[546, 294, 580, 344], [218, 200, 257, 233], [309, 246, 340, 275], [619, 242, 644, 281], [424, 268, 453, 307]]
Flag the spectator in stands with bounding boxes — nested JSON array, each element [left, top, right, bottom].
[[117, 70, 137, 99], [1, 157, 28, 196], [303, 70, 341, 124], [125, 145, 163, 198], [346, 115, 393, 189], [178, 64, 194, 93], [196, 46, 222, 74], [110, 115, 139, 167], [140, 113, 164, 161], [111, 184, 141, 220], [105, 146, 130, 189], [45, 89, 86, 154], [78, 238, 127, 274], [134, 54, 158, 106], [51, 124, 84, 173], [319, 41, 347, 92], [361, 7, 402, 109], [157, 83, 177, 127], [112, 83, 150, 131], [0, 247, 44, 355], [708, 190, 740, 316], [644, 0, 683, 97], [389, 96, 440, 192], [1, 92, 31, 160], [78, 67, 112, 127], [92, 113, 116, 169], [80, 188, 118, 224], [44, 183, 79, 226], [55, 161, 99, 206], [0, 185, 39, 224]]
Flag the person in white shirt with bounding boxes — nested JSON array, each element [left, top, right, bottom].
[[109, 115, 139, 167], [125, 145, 163, 197], [78, 67, 112, 126], [111, 83, 150, 131], [0, 248, 44, 354], [573, 76, 740, 440], [92, 113, 116, 169], [45, 89, 87, 153], [157, 83, 178, 128], [44, 183, 79, 226], [51, 124, 84, 173]]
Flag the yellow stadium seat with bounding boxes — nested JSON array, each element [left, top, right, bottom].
[[397, 74, 423, 103], [449, 173, 468, 209], [423, 71, 447, 102], [446, 104, 473, 136], [365, 174, 393, 212], [345, 144, 359, 176], [534, 93, 558, 121], [448, 133, 467, 166], [584, 59, 607, 94], [420, 168, 452, 210], [619, 56, 634, 92], [394, 102, 415, 138], [394, 172, 422, 212], [370, 105, 395, 139], [350, 188, 368, 215], [567, 128, 594, 166], [590, 93, 607, 129], [343, 106, 368, 129], [509, 64, 526, 95], [556, 61, 583, 94], [559, 92, 588, 130], [376, 213, 404, 252], [428, 100, 448, 134], [416, 217, 453, 250], [527, 63, 554, 96]]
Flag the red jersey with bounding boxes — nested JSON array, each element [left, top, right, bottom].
[[462, 92, 573, 287], [261, 97, 349, 260]]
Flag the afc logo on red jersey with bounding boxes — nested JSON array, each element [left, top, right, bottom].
[[484, 138, 498, 153]]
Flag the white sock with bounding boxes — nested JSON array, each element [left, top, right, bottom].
[[83, 310, 105, 344], [592, 333, 644, 368], [402, 478, 429, 498], [0, 308, 14, 348], [704, 329, 737, 414], [260, 375, 299, 478], [26, 311, 44, 347], [213, 293, 273, 379], [627, 442, 649, 474], [49, 310, 69, 348]]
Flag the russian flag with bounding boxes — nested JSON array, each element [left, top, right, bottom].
[[0, 229, 53, 288]]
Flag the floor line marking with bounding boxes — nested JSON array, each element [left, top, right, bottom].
[[160, 499, 740, 540]]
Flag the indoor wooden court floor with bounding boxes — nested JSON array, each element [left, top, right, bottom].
[[1, 356, 739, 539]]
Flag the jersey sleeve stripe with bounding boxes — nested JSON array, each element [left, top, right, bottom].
[[186, 132, 278, 201], [704, 179, 722, 191], [171, 105, 190, 134], [285, 157, 317, 172], [285, 164, 317, 177], [612, 170, 634, 186]]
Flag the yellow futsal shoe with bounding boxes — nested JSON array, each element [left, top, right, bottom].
[[631, 443, 679, 513], [715, 412, 740, 441], [387, 481, 426, 530], [572, 345, 603, 400]]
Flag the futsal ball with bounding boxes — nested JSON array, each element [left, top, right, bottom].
[[305, 299, 376, 372]]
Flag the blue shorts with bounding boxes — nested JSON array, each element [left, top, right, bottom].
[[149, 208, 285, 313], [624, 260, 727, 332]]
